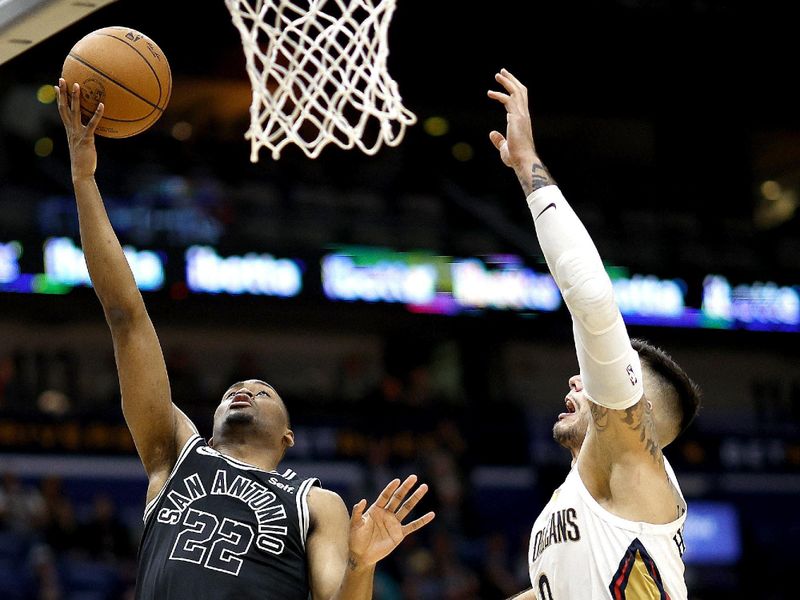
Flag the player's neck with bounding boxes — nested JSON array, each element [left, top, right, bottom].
[[569, 447, 580, 466], [213, 439, 282, 472]]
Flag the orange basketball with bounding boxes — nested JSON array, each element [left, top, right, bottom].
[[61, 26, 172, 138]]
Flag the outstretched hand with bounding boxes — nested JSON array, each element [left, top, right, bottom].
[[55, 79, 104, 180], [347, 474, 435, 569], [487, 68, 537, 174]]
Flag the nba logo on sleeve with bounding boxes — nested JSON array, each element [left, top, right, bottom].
[[626, 364, 638, 386]]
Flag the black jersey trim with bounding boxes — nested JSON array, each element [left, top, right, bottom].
[[142, 434, 202, 524]]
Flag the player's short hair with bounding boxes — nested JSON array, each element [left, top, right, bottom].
[[631, 339, 701, 442], [280, 399, 292, 429]]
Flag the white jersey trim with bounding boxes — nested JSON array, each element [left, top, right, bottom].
[[195, 445, 291, 476], [142, 434, 203, 524], [663, 456, 686, 504], [296, 478, 318, 550], [572, 458, 687, 535]]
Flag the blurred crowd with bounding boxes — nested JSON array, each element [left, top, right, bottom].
[[0, 474, 136, 599]]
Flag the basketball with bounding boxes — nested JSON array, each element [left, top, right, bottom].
[[61, 26, 171, 138]]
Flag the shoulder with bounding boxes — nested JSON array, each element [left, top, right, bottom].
[[306, 487, 350, 546], [308, 487, 348, 520], [308, 487, 349, 532]]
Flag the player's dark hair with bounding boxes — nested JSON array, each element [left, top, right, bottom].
[[631, 339, 701, 439]]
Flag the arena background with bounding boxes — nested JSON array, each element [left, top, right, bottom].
[[1, 1, 799, 598]]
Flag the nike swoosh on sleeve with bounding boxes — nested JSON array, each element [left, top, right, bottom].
[[535, 202, 557, 220]]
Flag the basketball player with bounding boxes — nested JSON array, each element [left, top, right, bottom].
[[55, 79, 434, 599], [487, 69, 702, 599]]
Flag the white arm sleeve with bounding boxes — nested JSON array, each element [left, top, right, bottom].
[[528, 185, 643, 410]]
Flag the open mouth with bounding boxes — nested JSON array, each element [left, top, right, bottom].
[[558, 397, 578, 420]]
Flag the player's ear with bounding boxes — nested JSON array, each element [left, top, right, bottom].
[[208, 436, 215, 448], [283, 429, 294, 449]]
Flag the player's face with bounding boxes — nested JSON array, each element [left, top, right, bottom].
[[552, 375, 591, 452], [213, 379, 287, 435]]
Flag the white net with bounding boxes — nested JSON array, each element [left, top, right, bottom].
[[225, 0, 416, 161]]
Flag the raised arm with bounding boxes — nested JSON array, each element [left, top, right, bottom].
[[56, 80, 196, 500], [488, 70, 670, 507], [306, 475, 434, 600]]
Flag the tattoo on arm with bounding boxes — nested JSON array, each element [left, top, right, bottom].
[[531, 161, 555, 190], [347, 554, 358, 571], [519, 158, 556, 196]]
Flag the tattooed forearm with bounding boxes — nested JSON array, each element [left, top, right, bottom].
[[518, 157, 556, 196], [531, 162, 555, 190]]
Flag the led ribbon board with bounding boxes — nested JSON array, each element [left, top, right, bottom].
[[185, 246, 302, 297]]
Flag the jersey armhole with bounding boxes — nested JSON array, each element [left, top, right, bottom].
[[142, 434, 203, 524], [296, 477, 320, 550]]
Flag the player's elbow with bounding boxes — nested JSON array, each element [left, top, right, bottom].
[[556, 251, 618, 334], [104, 303, 144, 329]]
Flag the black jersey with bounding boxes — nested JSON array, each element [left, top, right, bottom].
[[134, 435, 319, 600]]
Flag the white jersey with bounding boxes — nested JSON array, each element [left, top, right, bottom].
[[528, 459, 687, 600]]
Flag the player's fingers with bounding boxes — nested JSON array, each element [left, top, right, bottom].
[[375, 478, 402, 509], [85, 103, 104, 136], [489, 130, 506, 150], [395, 483, 428, 521], [400, 511, 435, 537], [55, 79, 70, 123], [55, 86, 66, 120], [386, 474, 417, 512], [351, 499, 367, 524], [70, 82, 83, 127], [500, 68, 527, 94], [487, 89, 511, 105], [495, 71, 519, 95]]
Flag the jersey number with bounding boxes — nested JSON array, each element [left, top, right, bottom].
[[538, 574, 554, 600], [169, 508, 255, 576]]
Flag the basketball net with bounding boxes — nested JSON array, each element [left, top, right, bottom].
[[224, 0, 416, 161]]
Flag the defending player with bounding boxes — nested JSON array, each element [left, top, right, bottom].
[[488, 69, 701, 599], [55, 79, 434, 600]]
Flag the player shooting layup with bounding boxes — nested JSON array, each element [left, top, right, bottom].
[[488, 69, 701, 599], [55, 79, 434, 600]]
